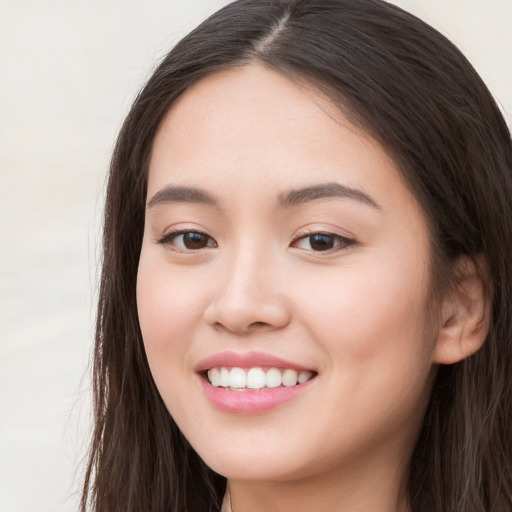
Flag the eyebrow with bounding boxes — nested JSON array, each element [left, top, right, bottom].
[[278, 182, 380, 209], [147, 185, 218, 209], [147, 182, 380, 210]]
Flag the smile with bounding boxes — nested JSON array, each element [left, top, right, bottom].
[[207, 366, 315, 390], [196, 351, 318, 413]]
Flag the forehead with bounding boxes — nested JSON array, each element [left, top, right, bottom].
[[152, 64, 349, 169], [148, 63, 420, 220]]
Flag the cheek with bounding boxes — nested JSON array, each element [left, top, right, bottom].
[[136, 255, 210, 429], [293, 253, 434, 371], [136, 255, 204, 369], [293, 261, 435, 442]]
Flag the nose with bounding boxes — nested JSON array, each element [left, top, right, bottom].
[[203, 248, 292, 335]]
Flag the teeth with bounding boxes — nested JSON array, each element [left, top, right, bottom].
[[208, 368, 221, 387], [266, 367, 282, 388], [298, 370, 314, 384], [207, 366, 315, 389], [282, 369, 298, 387], [247, 367, 266, 389], [230, 367, 247, 388], [220, 367, 230, 387]]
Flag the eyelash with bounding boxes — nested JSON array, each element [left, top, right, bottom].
[[292, 231, 356, 252], [156, 229, 217, 251], [156, 229, 356, 253]]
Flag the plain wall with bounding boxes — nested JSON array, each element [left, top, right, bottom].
[[0, 1, 510, 511]]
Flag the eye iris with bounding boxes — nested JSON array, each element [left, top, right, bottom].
[[309, 234, 334, 251], [183, 232, 209, 249]]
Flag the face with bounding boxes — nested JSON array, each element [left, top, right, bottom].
[[137, 64, 439, 484]]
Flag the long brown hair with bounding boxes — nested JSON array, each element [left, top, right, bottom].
[[81, 1, 512, 510]]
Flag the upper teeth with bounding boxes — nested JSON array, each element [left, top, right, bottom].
[[207, 367, 314, 390]]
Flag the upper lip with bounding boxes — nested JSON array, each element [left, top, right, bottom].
[[195, 351, 316, 373]]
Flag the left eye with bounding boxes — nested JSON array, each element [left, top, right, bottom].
[[293, 233, 353, 252], [158, 230, 216, 250]]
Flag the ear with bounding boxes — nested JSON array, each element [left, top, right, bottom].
[[433, 256, 491, 365]]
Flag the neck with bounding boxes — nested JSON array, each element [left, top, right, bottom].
[[225, 453, 412, 512]]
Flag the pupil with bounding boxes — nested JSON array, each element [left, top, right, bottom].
[[184, 232, 207, 249], [310, 234, 334, 251]]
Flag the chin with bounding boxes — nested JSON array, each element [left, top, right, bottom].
[[202, 452, 308, 482], [188, 426, 336, 483]]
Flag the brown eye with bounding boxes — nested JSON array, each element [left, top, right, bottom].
[[158, 230, 216, 250], [294, 232, 354, 252], [181, 232, 212, 249], [308, 234, 336, 251]]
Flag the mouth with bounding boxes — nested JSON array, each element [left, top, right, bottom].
[[205, 366, 317, 390], [196, 352, 318, 413]]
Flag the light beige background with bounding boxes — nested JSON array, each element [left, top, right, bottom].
[[0, 1, 510, 511]]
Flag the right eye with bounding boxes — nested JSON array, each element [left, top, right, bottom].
[[157, 230, 217, 251], [292, 231, 355, 253]]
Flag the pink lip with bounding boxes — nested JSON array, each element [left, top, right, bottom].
[[195, 351, 317, 414], [195, 350, 315, 373], [199, 376, 315, 414]]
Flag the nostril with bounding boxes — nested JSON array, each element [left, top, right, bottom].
[[211, 320, 272, 334], [204, 293, 292, 333], [249, 321, 271, 329]]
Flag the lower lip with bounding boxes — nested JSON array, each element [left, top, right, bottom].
[[199, 376, 315, 414]]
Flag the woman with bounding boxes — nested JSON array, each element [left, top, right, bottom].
[[81, 0, 512, 511]]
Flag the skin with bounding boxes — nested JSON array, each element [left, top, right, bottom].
[[136, 64, 484, 512]]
